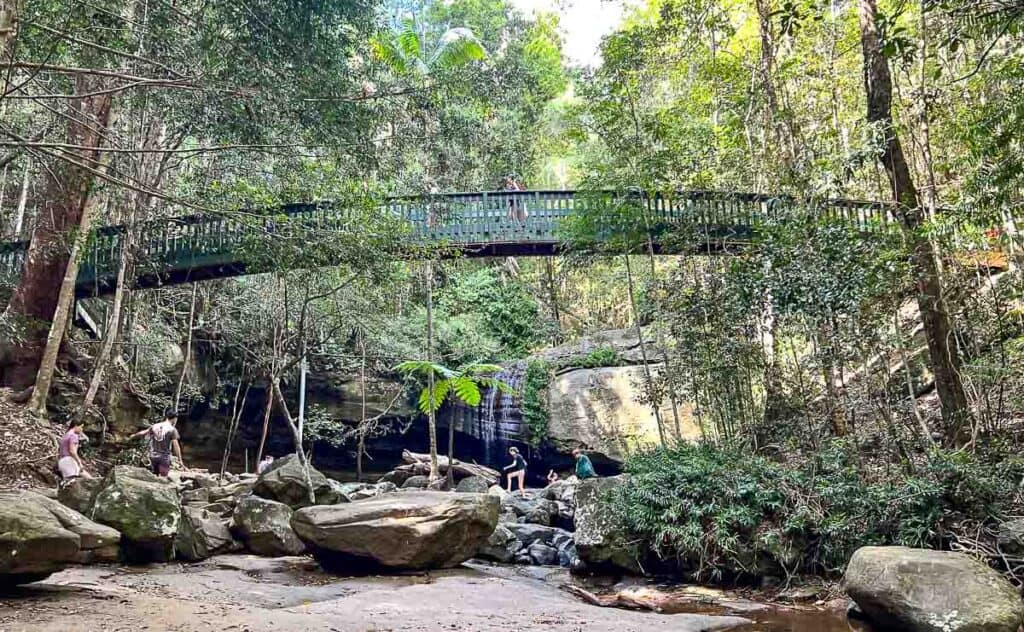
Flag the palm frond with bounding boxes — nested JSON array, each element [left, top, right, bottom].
[[418, 379, 451, 414], [450, 375, 483, 407], [428, 27, 486, 70]]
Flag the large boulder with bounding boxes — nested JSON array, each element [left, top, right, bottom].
[[500, 494, 559, 526], [231, 496, 306, 557], [57, 477, 103, 514], [0, 491, 120, 586], [456, 476, 491, 494], [90, 466, 180, 562], [843, 546, 1024, 632], [574, 475, 641, 573], [176, 505, 240, 561], [252, 454, 342, 509], [292, 491, 499, 570], [402, 475, 429, 489], [547, 366, 700, 464]]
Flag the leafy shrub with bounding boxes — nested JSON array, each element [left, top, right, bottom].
[[605, 440, 1024, 582], [522, 360, 551, 447], [561, 345, 622, 369]]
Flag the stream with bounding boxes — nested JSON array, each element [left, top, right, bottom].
[[0, 555, 869, 632]]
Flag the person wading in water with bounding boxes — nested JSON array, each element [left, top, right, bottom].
[[503, 446, 527, 494], [131, 409, 187, 477]]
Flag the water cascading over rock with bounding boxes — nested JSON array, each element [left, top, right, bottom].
[[447, 363, 527, 465]]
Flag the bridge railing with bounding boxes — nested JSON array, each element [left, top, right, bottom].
[[0, 189, 893, 294]]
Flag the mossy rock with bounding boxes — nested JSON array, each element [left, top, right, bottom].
[[90, 466, 180, 562]]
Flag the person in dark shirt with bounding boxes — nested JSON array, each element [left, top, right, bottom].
[[503, 446, 527, 494], [131, 409, 186, 477]]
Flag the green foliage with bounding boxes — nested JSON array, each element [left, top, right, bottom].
[[558, 346, 623, 370], [371, 16, 486, 80], [521, 359, 551, 447], [437, 267, 542, 359], [394, 360, 507, 414], [606, 440, 1024, 581]]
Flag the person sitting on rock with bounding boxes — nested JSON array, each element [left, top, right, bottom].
[[57, 418, 92, 483], [573, 448, 597, 480], [131, 408, 186, 477], [257, 454, 275, 475], [546, 469, 559, 486], [503, 446, 527, 494]]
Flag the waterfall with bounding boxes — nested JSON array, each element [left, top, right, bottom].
[[479, 362, 525, 466], [445, 363, 526, 468]]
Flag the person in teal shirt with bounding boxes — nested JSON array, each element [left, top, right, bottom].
[[573, 448, 597, 479]]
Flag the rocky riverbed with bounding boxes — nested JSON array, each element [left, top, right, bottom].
[[0, 554, 868, 632]]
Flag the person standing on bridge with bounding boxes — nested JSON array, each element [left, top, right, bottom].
[[503, 174, 527, 229]]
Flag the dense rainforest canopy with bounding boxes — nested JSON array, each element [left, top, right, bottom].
[[2, 0, 1024, 587]]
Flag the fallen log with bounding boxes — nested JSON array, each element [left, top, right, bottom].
[[401, 450, 500, 484]]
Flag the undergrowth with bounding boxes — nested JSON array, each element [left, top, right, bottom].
[[605, 439, 1024, 582], [522, 360, 551, 447]]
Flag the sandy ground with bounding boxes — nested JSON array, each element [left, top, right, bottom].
[[0, 556, 859, 632]]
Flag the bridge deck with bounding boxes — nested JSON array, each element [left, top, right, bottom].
[[0, 190, 891, 297]]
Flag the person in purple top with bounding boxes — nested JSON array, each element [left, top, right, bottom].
[[57, 418, 91, 482]]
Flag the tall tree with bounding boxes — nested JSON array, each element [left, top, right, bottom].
[[3, 75, 115, 388], [858, 0, 972, 445]]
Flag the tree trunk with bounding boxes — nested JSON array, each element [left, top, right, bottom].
[[220, 381, 248, 481], [544, 258, 563, 343], [255, 383, 273, 464], [82, 226, 135, 411], [357, 330, 367, 482], [12, 158, 29, 236], [272, 379, 316, 506], [173, 283, 199, 411], [425, 261, 439, 480], [0, 0, 17, 61], [3, 76, 115, 388], [624, 254, 666, 446], [858, 0, 971, 446]]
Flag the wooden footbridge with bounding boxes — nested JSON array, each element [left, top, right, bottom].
[[0, 190, 891, 297]]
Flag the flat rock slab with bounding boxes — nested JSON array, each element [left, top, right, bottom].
[[0, 556, 752, 632], [292, 491, 499, 570]]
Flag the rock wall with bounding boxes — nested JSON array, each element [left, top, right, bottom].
[[547, 365, 701, 464]]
